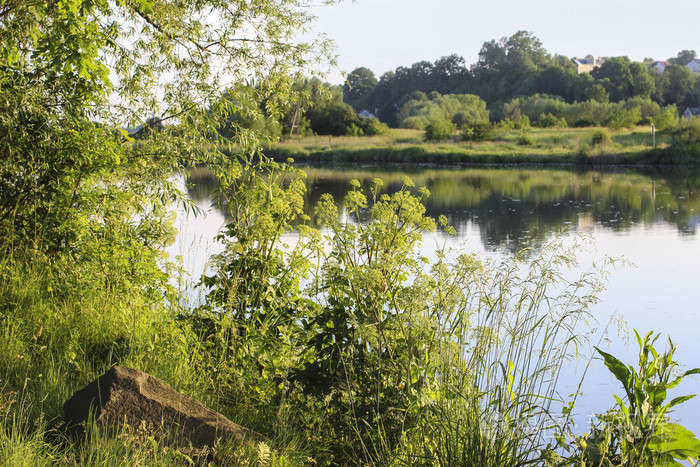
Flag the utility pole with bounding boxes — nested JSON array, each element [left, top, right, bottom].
[[289, 101, 301, 137]]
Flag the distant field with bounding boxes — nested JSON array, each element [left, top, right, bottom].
[[266, 127, 679, 165]]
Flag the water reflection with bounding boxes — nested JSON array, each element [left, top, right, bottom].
[[186, 165, 700, 255]]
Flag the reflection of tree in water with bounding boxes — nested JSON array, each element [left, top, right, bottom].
[[303, 166, 700, 254], [184, 165, 700, 254], [185, 168, 221, 204]]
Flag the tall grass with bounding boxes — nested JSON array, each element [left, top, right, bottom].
[[387, 237, 609, 466]]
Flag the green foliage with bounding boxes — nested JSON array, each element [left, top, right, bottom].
[[499, 116, 531, 130], [425, 119, 457, 142], [606, 107, 642, 130], [292, 80, 388, 137], [659, 64, 696, 106], [653, 105, 679, 132], [591, 129, 611, 146], [671, 116, 700, 150], [398, 92, 489, 130], [462, 122, 496, 143], [192, 171, 441, 462], [306, 100, 362, 135], [343, 66, 378, 112], [535, 112, 568, 128], [195, 166, 612, 465], [403, 237, 607, 467], [570, 331, 700, 466], [504, 95, 666, 130], [219, 86, 285, 139], [517, 128, 534, 145], [361, 117, 390, 136], [0, 0, 338, 464], [591, 57, 656, 102]]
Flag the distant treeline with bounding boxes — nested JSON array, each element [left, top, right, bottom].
[[219, 31, 700, 140], [344, 31, 700, 126]]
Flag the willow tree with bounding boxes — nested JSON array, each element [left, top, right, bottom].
[[0, 0, 336, 270]]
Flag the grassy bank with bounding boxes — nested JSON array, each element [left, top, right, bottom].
[[266, 127, 699, 166]]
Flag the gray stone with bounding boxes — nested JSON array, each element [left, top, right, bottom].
[[63, 365, 263, 449]]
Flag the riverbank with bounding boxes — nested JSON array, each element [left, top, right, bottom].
[[266, 127, 699, 166]]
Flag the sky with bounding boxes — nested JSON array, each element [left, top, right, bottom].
[[309, 0, 700, 84]]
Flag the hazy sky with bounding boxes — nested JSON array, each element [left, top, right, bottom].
[[310, 0, 700, 84]]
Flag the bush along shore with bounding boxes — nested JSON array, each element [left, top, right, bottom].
[[264, 126, 700, 167]]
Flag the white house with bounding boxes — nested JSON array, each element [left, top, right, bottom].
[[651, 61, 669, 74], [358, 109, 376, 119], [686, 59, 700, 75], [572, 57, 605, 74], [683, 107, 700, 119]]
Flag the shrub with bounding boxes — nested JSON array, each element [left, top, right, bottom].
[[198, 166, 610, 465], [462, 122, 495, 143], [577, 142, 593, 159], [517, 129, 533, 145], [398, 92, 489, 130], [425, 119, 457, 142], [534, 112, 567, 128], [360, 117, 390, 136], [574, 118, 597, 127], [671, 116, 700, 148], [653, 105, 679, 132], [605, 107, 642, 130], [590, 129, 611, 146]]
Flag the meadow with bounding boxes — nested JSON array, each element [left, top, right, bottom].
[[267, 127, 683, 166]]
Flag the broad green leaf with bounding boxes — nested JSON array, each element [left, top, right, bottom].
[[596, 346, 632, 398], [667, 394, 696, 409], [648, 423, 700, 457]]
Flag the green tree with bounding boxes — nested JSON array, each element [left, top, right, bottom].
[[592, 56, 635, 102], [431, 54, 470, 91], [669, 49, 697, 66], [653, 105, 679, 131], [629, 62, 656, 99], [0, 0, 336, 258], [398, 92, 489, 130], [343, 66, 378, 111], [306, 100, 364, 135], [605, 106, 642, 130], [661, 64, 696, 106], [425, 119, 456, 141]]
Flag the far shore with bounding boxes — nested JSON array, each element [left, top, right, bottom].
[[263, 127, 699, 167]]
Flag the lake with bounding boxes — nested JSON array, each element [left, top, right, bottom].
[[168, 164, 700, 437]]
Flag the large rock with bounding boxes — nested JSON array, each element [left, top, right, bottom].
[[63, 365, 263, 449]]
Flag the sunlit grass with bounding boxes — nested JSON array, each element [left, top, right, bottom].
[[269, 126, 673, 164]]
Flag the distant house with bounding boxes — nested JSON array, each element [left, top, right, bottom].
[[651, 61, 669, 74], [683, 107, 700, 118], [358, 109, 376, 119], [686, 59, 700, 75], [572, 57, 605, 74]]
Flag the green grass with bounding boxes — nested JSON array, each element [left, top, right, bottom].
[[266, 127, 684, 166], [0, 250, 302, 466]]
